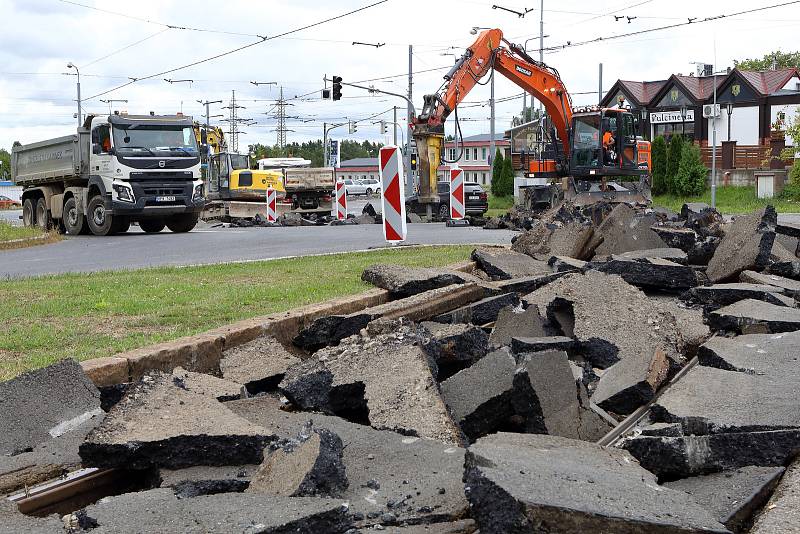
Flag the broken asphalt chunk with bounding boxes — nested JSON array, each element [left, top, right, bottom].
[[79, 373, 274, 469], [76, 488, 351, 534], [220, 335, 301, 395], [739, 270, 800, 296], [420, 321, 489, 379], [171, 366, 242, 401], [465, 433, 728, 534], [767, 259, 800, 280], [511, 336, 576, 354], [440, 349, 545, 442], [548, 255, 588, 273], [281, 320, 462, 444], [471, 247, 550, 280], [681, 283, 794, 309], [664, 466, 785, 532], [247, 423, 348, 497], [612, 247, 689, 264], [593, 203, 668, 256], [361, 264, 475, 297], [776, 220, 800, 238], [0, 499, 65, 534], [707, 299, 800, 334], [706, 206, 777, 283], [227, 396, 469, 527], [589, 257, 699, 290], [433, 291, 518, 325], [489, 305, 548, 348], [511, 221, 596, 260], [749, 457, 800, 534], [160, 465, 255, 498]]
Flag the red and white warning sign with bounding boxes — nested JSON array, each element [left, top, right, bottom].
[[379, 146, 407, 243], [449, 166, 465, 220], [335, 180, 347, 220], [265, 186, 277, 223]]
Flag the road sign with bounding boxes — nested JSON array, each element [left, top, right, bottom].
[[335, 180, 347, 220], [449, 166, 465, 220], [266, 187, 277, 223], [379, 146, 407, 243]]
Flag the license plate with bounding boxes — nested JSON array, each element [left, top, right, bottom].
[[155, 196, 176, 202], [468, 195, 480, 200]]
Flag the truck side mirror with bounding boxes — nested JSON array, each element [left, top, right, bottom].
[[92, 143, 101, 155]]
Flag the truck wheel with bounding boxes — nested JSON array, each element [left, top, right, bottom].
[[22, 199, 35, 227], [112, 217, 131, 234], [86, 195, 115, 236], [35, 198, 51, 230], [138, 219, 166, 233], [63, 197, 86, 235], [438, 203, 450, 220], [166, 213, 199, 233]]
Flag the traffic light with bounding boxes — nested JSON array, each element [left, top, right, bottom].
[[410, 153, 417, 171], [332, 76, 342, 101], [322, 88, 331, 99], [348, 121, 358, 134], [379, 120, 388, 134]]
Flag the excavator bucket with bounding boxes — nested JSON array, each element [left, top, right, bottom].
[[413, 130, 444, 204], [563, 176, 652, 207]]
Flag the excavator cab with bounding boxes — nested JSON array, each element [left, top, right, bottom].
[[569, 109, 645, 178]]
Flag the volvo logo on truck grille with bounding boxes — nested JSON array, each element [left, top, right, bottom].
[[158, 160, 166, 168]]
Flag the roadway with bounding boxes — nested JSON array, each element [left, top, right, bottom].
[[0, 219, 515, 279]]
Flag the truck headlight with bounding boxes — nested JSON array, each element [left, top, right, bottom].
[[193, 183, 205, 200], [113, 183, 135, 203]]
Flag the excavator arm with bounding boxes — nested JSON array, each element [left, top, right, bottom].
[[412, 28, 574, 202]]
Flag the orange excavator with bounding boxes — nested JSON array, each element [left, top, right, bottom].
[[412, 28, 651, 209]]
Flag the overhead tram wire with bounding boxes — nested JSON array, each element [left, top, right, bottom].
[[81, 28, 171, 69], [82, 0, 388, 101]]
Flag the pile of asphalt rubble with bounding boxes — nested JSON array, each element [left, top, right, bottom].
[[225, 204, 431, 228], [3, 201, 800, 533]]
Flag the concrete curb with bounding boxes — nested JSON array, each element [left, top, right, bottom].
[[80, 260, 479, 387]]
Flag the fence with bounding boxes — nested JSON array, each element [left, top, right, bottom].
[[699, 145, 777, 170]]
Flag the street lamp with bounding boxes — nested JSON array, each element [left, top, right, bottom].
[[66, 62, 81, 127], [100, 99, 128, 114], [640, 108, 648, 140], [680, 105, 687, 137], [726, 102, 733, 141]]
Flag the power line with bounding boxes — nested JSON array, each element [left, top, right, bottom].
[[533, 1, 800, 52], [82, 0, 388, 101], [81, 28, 171, 68]]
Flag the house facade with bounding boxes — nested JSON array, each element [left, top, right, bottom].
[[601, 67, 800, 148], [437, 133, 510, 185], [335, 158, 380, 181]]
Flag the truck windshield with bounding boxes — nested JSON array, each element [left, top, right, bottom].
[[113, 125, 199, 157], [229, 154, 250, 170], [571, 115, 601, 168]]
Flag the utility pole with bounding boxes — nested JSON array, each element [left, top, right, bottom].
[[275, 86, 288, 156], [197, 99, 223, 162], [489, 68, 495, 184], [407, 44, 414, 198], [598, 63, 603, 104], [221, 90, 249, 153], [393, 106, 398, 146], [538, 0, 544, 158], [323, 122, 327, 167], [66, 63, 81, 127]]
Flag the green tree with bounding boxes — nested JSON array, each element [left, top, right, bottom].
[[498, 154, 515, 197], [650, 136, 668, 195], [666, 134, 684, 194], [673, 144, 708, 196], [734, 50, 800, 71], [490, 148, 505, 196], [0, 149, 11, 180]]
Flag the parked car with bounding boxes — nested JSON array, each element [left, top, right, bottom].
[[0, 195, 22, 210], [406, 181, 488, 218], [343, 178, 381, 197]]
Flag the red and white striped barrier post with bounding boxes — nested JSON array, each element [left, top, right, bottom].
[[335, 180, 347, 221], [265, 186, 277, 223], [379, 146, 407, 243], [449, 166, 465, 220]]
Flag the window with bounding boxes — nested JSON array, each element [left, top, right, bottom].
[[481, 147, 487, 160], [482, 172, 487, 184], [449, 148, 457, 160], [238, 171, 253, 187], [219, 155, 229, 188], [465, 149, 470, 161], [91, 124, 112, 154], [473, 148, 478, 161]]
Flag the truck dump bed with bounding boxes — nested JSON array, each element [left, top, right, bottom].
[[283, 167, 335, 192], [12, 134, 87, 186]]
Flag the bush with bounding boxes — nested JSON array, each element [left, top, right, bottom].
[[673, 144, 708, 196], [490, 148, 505, 197], [496, 155, 514, 197], [666, 135, 684, 194], [651, 136, 668, 195], [781, 159, 800, 200]]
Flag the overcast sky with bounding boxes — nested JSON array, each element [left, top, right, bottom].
[[1, 0, 798, 151]]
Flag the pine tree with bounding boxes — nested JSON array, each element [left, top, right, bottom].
[[650, 136, 668, 196], [491, 148, 505, 197], [674, 144, 708, 196], [666, 134, 684, 194], [499, 154, 515, 197]]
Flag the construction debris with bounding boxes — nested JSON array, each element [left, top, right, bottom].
[[706, 206, 777, 282], [171, 366, 243, 401], [511, 221, 596, 260], [419, 321, 489, 379], [681, 282, 795, 309], [432, 292, 519, 325], [471, 247, 550, 280], [361, 264, 476, 297], [588, 256, 699, 290], [464, 433, 728, 533], [488, 305, 548, 348], [592, 203, 668, 256], [247, 422, 348, 497], [749, 457, 800, 534], [707, 298, 800, 333], [281, 319, 462, 444], [220, 335, 301, 395], [739, 269, 800, 295], [79, 373, 274, 469], [0, 499, 64, 534]]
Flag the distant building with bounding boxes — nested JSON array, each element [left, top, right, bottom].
[[438, 133, 510, 185], [602, 67, 800, 147], [335, 158, 379, 181], [0, 181, 22, 202]]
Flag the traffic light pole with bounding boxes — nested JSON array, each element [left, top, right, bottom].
[[323, 121, 347, 167]]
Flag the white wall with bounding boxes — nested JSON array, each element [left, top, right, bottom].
[[0, 184, 22, 202], [772, 104, 800, 147], [708, 105, 759, 146]]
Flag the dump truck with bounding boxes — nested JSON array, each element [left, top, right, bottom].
[[12, 113, 204, 235]]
